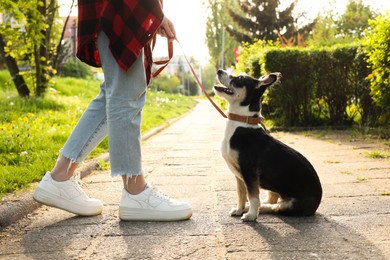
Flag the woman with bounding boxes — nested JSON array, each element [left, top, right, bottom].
[[33, 0, 192, 221]]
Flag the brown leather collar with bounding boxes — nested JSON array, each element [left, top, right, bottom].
[[227, 113, 264, 125]]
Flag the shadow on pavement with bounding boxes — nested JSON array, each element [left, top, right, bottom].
[[241, 213, 386, 259]]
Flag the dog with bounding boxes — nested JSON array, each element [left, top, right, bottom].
[[213, 70, 322, 222]]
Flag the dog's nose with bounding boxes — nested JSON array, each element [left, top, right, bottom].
[[217, 69, 224, 75]]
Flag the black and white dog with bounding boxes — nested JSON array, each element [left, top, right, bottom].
[[213, 70, 322, 222]]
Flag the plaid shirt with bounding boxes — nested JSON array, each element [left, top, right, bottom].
[[77, 0, 164, 84]]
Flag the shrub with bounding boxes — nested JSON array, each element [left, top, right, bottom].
[[363, 13, 390, 125], [149, 73, 181, 93], [59, 59, 93, 79], [235, 43, 380, 127]]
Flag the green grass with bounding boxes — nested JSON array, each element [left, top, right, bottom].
[[366, 150, 390, 159], [0, 72, 196, 198]]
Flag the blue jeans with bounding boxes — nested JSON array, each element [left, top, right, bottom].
[[60, 32, 146, 176]]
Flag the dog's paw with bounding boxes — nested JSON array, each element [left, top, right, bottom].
[[229, 207, 245, 216], [241, 212, 257, 222]]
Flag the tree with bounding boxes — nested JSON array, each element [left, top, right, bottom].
[[0, 1, 30, 97], [206, 0, 239, 69], [307, 10, 340, 47], [0, 33, 29, 96], [225, 0, 296, 43], [308, 0, 377, 47], [52, 0, 76, 71], [336, 0, 376, 39], [0, 0, 73, 97]]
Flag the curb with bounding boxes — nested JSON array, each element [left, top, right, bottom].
[[0, 112, 189, 229]]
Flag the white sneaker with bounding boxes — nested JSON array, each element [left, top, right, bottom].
[[33, 172, 103, 216], [119, 184, 192, 221]]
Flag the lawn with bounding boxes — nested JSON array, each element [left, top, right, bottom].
[[0, 71, 197, 198]]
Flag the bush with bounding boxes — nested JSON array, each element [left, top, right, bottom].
[[363, 13, 390, 125], [235, 42, 380, 127], [264, 48, 318, 126], [149, 73, 180, 93], [59, 59, 93, 79]]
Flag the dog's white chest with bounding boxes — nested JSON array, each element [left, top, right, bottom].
[[220, 122, 241, 178]]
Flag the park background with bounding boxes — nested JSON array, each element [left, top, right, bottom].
[[0, 0, 389, 198]]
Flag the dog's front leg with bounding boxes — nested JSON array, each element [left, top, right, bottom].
[[241, 182, 260, 222], [230, 177, 248, 216]]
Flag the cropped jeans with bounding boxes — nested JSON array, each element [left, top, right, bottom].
[[60, 32, 146, 176]]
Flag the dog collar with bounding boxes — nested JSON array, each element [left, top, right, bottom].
[[227, 113, 264, 125]]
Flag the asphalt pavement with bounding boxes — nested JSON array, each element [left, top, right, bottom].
[[0, 100, 389, 259]]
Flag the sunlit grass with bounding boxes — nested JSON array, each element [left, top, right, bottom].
[[366, 150, 390, 159], [0, 74, 196, 198]]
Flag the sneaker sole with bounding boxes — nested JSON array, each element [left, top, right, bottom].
[[33, 187, 103, 216], [119, 207, 192, 221]]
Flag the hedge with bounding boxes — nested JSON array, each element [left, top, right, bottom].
[[236, 44, 380, 127]]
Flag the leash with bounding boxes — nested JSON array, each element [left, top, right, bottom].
[[153, 38, 227, 119], [177, 39, 228, 119], [153, 38, 269, 133]]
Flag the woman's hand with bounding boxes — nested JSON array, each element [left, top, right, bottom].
[[157, 16, 176, 41]]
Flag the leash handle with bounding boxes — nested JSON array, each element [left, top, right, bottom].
[[175, 39, 227, 118], [152, 39, 173, 78]]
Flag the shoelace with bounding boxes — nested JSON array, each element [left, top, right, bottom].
[[69, 176, 89, 199], [147, 184, 172, 202]]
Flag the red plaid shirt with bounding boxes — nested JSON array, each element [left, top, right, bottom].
[[77, 0, 164, 84]]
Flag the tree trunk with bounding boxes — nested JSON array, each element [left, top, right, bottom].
[[53, 0, 75, 71], [0, 34, 30, 97], [35, 0, 48, 97]]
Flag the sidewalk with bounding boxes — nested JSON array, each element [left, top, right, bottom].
[[0, 100, 389, 259]]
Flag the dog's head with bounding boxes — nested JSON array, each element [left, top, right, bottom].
[[213, 70, 281, 115]]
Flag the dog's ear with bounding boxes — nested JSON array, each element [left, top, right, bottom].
[[256, 72, 281, 96], [258, 73, 281, 87]]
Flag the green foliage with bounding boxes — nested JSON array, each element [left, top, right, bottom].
[[235, 43, 379, 127], [264, 48, 318, 126], [149, 72, 180, 93], [363, 13, 390, 124], [0, 75, 99, 197], [201, 63, 218, 93], [205, 0, 239, 68], [0, 71, 196, 197], [235, 40, 279, 77], [0, 0, 64, 96], [59, 59, 93, 79], [142, 91, 197, 133], [336, 0, 376, 38], [308, 0, 377, 47], [226, 0, 296, 43], [0, 70, 12, 90], [308, 13, 343, 47]]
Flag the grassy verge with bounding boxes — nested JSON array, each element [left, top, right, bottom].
[[0, 71, 196, 198]]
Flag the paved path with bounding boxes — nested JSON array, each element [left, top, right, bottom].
[[1, 100, 389, 259]]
